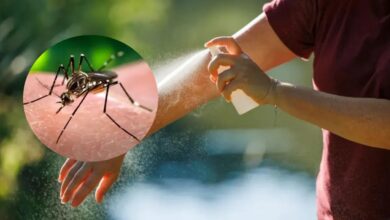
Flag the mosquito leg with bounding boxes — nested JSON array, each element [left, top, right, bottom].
[[23, 65, 66, 105], [118, 82, 153, 112], [103, 83, 140, 142], [23, 94, 50, 105], [35, 78, 61, 97], [97, 51, 124, 71], [56, 90, 89, 144], [61, 55, 75, 85], [79, 54, 95, 72], [49, 65, 66, 95]]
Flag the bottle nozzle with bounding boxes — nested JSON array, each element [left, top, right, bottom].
[[209, 46, 221, 57]]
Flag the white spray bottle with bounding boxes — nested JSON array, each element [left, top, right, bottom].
[[209, 46, 259, 115]]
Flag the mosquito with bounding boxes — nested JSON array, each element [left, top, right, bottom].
[[23, 52, 153, 144]]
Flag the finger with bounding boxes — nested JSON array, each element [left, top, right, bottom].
[[95, 174, 119, 203], [58, 158, 77, 182], [70, 173, 102, 207], [221, 80, 241, 102], [61, 164, 92, 203], [209, 75, 217, 84], [216, 69, 237, 92], [205, 36, 242, 55], [208, 53, 239, 77], [60, 161, 83, 199]]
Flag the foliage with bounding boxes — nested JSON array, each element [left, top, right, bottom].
[[31, 35, 142, 72]]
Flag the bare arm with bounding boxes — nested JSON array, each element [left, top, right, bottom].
[[58, 12, 296, 207], [206, 37, 390, 150], [150, 13, 295, 132], [275, 82, 390, 149]]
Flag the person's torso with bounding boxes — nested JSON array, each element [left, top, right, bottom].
[[312, 0, 390, 219]]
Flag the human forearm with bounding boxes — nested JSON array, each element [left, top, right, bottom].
[[274, 82, 390, 149], [148, 51, 218, 133], [58, 11, 297, 207], [148, 12, 295, 134]]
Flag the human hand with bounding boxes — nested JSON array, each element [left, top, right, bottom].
[[58, 153, 125, 207], [205, 36, 278, 105]]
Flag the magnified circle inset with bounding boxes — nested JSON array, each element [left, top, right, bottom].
[[23, 35, 158, 161]]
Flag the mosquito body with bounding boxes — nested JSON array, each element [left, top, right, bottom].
[[24, 52, 152, 144], [57, 69, 118, 113]]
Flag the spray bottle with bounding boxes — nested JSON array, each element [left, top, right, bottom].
[[209, 46, 259, 115]]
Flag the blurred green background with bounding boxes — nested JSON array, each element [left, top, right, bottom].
[[31, 35, 142, 72], [0, 0, 321, 219]]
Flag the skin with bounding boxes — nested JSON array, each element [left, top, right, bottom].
[[24, 62, 158, 162], [58, 12, 390, 207], [206, 38, 390, 149]]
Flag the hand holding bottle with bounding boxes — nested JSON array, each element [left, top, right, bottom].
[[205, 36, 278, 109]]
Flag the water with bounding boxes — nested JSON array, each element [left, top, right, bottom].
[[107, 125, 318, 219], [108, 166, 316, 220]]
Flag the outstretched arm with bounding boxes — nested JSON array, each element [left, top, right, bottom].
[[151, 13, 295, 132], [58, 12, 296, 207]]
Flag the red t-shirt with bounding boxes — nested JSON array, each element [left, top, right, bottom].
[[263, 0, 390, 219]]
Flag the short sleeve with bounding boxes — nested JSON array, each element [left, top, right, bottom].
[[263, 0, 317, 59]]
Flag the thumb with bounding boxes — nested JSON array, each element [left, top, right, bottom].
[[95, 174, 118, 203]]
